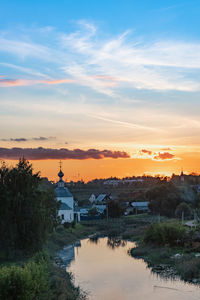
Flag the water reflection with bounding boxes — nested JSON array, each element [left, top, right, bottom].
[[60, 238, 200, 300], [89, 236, 127, 249], [58, 241, 81, 268], [107, 237, 127, 249], [89, 235, 100, 244], [58, 245, 75, 266]]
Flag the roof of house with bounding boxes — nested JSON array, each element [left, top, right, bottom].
[[96, 194, 107, 202], [74, 207, 81, 212], [55, 186, 73, 198], [60, 202, 72, 210], [93, 204, 106, 213], [131, 202, 149, 207]]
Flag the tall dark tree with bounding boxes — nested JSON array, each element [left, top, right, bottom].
[[0, 158, 59, 259], [107, 200, 124, 218]]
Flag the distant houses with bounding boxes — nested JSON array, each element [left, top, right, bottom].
[[79, 193, 111, 220], [103, 179, 143, 186]]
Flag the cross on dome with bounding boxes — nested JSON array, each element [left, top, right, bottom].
[[58, 160, 64, 179]]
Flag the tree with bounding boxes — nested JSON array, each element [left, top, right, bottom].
[[0, 158, 59, 258], [88, 207, 99, 218], [146, 181, 181, 217], [175, 202, 192, 218], [107, 200, 124, 218]]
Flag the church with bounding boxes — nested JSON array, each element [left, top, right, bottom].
[[55, 166, 80, 223]]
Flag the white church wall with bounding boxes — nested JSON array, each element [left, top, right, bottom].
[[58, 209, 74, 223]]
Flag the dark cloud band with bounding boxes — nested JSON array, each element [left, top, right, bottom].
[[0, 147, 130, 160]]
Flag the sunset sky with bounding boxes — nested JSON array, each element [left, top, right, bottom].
[[1, 0, 200, 181]]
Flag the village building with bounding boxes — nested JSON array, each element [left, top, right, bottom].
[[96, 194, 111, 203], [131, 201, 149, 213]]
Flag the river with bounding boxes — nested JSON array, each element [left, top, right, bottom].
[[59, 237, 200, 300]]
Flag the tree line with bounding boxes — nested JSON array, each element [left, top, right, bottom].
[[0, 158, 59, 259]]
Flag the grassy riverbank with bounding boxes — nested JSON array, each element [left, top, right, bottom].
[[130, 220, 200, 283]]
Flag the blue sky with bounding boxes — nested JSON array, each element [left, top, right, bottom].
[[1, 0, 200, 38], [1, 0, 200, 179]]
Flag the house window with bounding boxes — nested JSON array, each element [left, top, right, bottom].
[[61, 214, 64, 220]]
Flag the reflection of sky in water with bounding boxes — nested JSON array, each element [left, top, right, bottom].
[[62, 237, 200, 300]]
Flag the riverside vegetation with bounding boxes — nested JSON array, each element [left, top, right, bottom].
[[0, 159, 93, 300], [130, 220, 200, 283]]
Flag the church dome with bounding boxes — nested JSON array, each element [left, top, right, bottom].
[[58, 169, 64, 178]]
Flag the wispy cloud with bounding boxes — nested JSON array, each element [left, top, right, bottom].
[[1, 22, 200, 95], [0, 136, 55, 142], [60, 22, 200, 93], [0, 147, 130, 160], [89, 114, 164, 133], [0, 77, 74, 87], [0, 63, 50, 79]]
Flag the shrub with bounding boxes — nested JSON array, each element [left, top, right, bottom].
[[0, 253, 50, 300], [143, 222, 186, 247], [176, 257, 200, 281]]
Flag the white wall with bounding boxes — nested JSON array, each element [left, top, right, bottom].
[[58, 209, 74, 223]]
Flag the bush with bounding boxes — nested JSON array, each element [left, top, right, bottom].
[[176, 257, 200, 281], [0, 253, 50, 300], [143, 222, 186, 247]]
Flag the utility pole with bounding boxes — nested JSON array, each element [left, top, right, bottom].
[[106, 203, 109, 221], [106, 195, 109, 222], [158, 213, 160, 223], [182, 211, 184, 225]]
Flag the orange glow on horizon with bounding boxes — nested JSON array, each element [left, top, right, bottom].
[[3, 153, 200, 182]]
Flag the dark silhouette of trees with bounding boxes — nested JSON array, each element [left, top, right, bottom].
[[175, 202, 192, 218], [0, 158, 59, 259], [146, 182, 181, 217], [88, 207, 99, 218], [107, 200, 124, 218]]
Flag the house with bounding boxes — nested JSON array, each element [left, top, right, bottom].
[[79, 204, 106, 220], [55, 167, 80, 223], [131, 201, 149, 213], [96, 194, 111, 203], [79, 206, 91, 217], [89, 194, 96, 203], [93, 204, 106, 214]]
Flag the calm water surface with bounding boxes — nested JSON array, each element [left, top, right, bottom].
[[59, 237, 200, 300]]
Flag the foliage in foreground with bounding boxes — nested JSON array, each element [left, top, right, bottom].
[[0, 252, 50, 300]]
